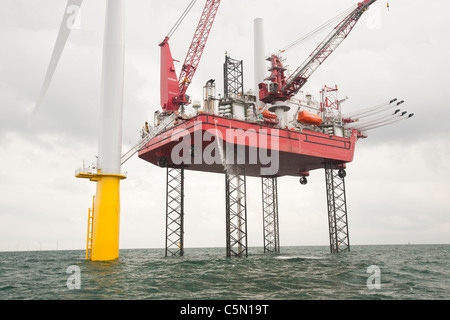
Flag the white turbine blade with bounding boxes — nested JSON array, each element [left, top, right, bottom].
[[350, 103, 394, 121], [356, 114, 404, 130], [354, 100, 404, 121], [355, 108, 407, 131], [342, 98, 397, 119], [358, 114, 410, 131], [29, 0, 83, 126], [342, 102, 388, 119], [345, 110, 401, 129]]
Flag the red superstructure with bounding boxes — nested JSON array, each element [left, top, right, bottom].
[[138, 114, 357, 177]]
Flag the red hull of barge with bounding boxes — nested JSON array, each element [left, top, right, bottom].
[[138, 114, 357, 177]]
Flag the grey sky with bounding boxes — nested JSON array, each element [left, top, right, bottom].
[[0, 0, 449, 251]]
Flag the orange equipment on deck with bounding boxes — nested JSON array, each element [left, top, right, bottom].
[[298, 111, 322, 126], [261, 110, 279, 124]]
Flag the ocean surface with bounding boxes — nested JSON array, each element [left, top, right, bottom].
[[0, 245, 448, 300]]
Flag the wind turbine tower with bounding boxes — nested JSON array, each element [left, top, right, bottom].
[[76, 0, 126, 261], [32, 0, 127, 261]]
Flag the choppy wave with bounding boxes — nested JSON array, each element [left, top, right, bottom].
[[0, 245, 449, 300]]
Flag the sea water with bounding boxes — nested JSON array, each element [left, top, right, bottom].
[[0, 245, 448, 300]]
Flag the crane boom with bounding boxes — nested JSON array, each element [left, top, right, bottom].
[[259, 0, 377, 104], [179, 0, 221, 100], [160, 0, 221, 113]]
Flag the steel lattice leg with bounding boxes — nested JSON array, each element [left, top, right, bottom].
[[325, 162, 350, 253], [165, 167, 184, 257], [262, 177, 280, 254], [225, 165, 248, 258]]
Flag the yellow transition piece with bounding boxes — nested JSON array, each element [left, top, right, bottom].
[[77, 170, 126, 261]]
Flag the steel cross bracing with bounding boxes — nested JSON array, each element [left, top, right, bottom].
[[224, 55, 244, 97], [225, 165, 248, 258], [165, 166, 185, 257], [325, 162, 350, 253], [262, 177, 280, 254]]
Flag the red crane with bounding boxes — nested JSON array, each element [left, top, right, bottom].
[[259, 0, 377, 105], [159, 0, 221, 113]]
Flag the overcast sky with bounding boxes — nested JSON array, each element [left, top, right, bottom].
[[1, 0, 449, 252]]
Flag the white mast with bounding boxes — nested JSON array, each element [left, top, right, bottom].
[[97, 0, 125, 175], [254, 18, 266, 110]]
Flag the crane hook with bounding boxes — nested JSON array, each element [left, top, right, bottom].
[[387, 2, 390, 11]]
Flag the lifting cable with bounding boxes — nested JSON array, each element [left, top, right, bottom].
[[166, 0, 198, 39], [278, 4, 357, 54]]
